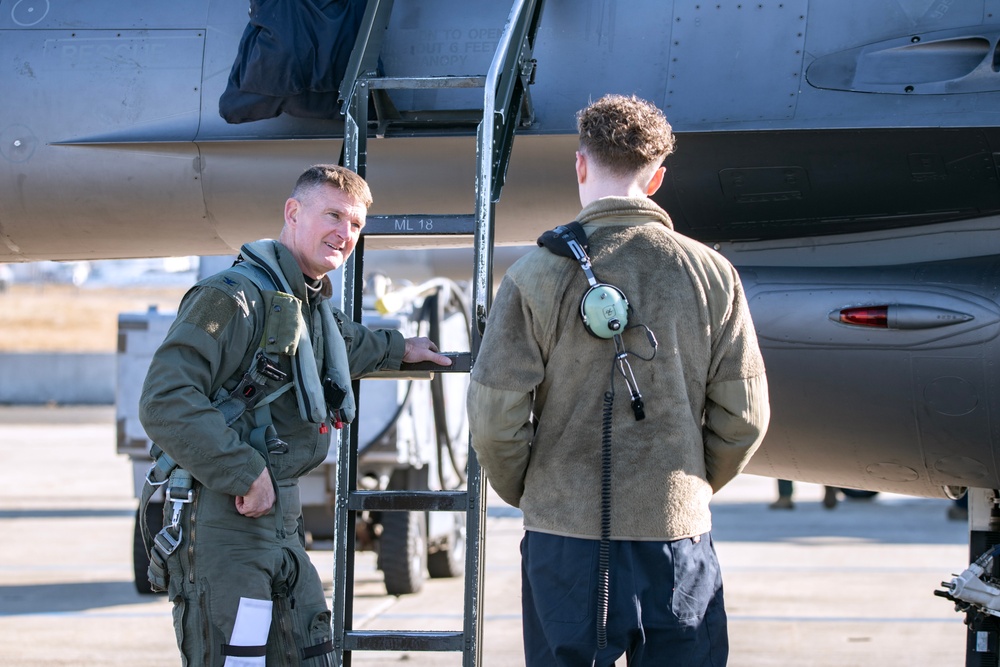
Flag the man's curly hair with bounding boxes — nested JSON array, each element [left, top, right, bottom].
[[577, 94, 676, 176]]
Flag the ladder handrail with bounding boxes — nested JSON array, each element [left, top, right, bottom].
[[474, 0, 541, 339], [490, 0, 539, 136], [337, 0, 395, 116], [466, 5, 541, 664]]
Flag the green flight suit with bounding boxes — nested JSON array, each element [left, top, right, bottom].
[[139, 240, 404, 666]]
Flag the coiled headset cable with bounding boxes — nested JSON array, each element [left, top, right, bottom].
[[596, 324, 657, 649]]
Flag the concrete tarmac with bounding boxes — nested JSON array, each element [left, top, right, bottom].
[[0, 406, 969, 666]]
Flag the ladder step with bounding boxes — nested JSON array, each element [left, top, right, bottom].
[[363, 214, 476, 237], [400, 352, 472, 373], [344, 630, 465, 652], [349, 490, 468, 512], [376, 352, 471, 380], [370, 109, 484, 129], [366, 75, 487, 90]]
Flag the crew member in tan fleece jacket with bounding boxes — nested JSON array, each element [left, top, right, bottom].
[[468, 94, 770, 666]]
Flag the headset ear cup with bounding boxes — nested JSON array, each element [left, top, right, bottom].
[[580, 284, 630, 339]]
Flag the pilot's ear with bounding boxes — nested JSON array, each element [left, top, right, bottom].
[[284, 198, 299, 226], [645, 166, 666, 196], [575, 151, 587, 184]]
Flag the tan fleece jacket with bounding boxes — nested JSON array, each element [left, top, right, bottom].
[[468, 196, 769, 541]]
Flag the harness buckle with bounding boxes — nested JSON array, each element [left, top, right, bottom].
[[145, 468, 169, 488], [166, 486, 193, 529], [153, 526, 182, 556], [166, 487, 193, 505]]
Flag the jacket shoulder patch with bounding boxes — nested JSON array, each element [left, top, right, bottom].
[[183, 287, 241, 339]]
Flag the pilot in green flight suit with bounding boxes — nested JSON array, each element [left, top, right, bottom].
[[139, 165, 451, 666]]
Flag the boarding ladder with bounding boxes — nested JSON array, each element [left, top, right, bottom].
[[332, 0, 544, 664]]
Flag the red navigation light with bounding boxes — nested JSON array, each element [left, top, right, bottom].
[[831, 304, 974, 330], [839, 306, 889, 328]]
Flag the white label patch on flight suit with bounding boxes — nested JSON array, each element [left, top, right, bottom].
[[225, 597, 273, 666]]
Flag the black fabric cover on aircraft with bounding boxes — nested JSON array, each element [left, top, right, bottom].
[[219, 0, 366, 124]]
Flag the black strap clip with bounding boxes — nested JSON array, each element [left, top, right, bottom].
[[255, 354, 288, 382]]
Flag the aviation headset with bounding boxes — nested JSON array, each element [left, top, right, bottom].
[[536, 221, 631, 339]]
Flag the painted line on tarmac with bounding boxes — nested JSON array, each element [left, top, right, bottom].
[[0, 610, 171, 618], [0, 610, 959, 625], [373, 612, 522, 621], [355, 598, 398, 628], [725, 565, 957, 573], [0, 564, 126, 571], [0, 508, 133, 518], [727, 614, 963, 624]]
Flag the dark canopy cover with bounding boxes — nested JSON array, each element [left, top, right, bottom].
[[219, 0, 366, 124]]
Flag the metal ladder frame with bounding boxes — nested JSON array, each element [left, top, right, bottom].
[[331, 0, 544, 664]]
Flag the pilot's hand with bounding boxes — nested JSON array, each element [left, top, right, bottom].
[[235, 468, 275, 518], [403, 336, 453, 366]]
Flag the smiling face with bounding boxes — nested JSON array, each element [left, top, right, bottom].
[[279, 183, 367, 279]]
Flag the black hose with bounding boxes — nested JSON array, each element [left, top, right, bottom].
[[411, 281, 472, 490], [430, 285, 472, 489]]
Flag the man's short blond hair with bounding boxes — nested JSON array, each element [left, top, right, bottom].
[[577, 94, 676, 176], [291, 164, 373, 208]]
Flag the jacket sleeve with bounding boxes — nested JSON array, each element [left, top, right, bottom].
[[467, 381, 534, 507], [703, 267, 770, 492], [138, 284, 267, 497], [704, 374, 769, 492], [337, 311, 406, 378], [467, 276, 543, 507]]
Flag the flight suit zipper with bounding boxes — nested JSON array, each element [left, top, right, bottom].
[[187, 487, 199, 584], [277, 595, 294, 663]]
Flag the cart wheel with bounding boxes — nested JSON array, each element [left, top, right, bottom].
[[380, 511, 427, 595], [428, 512, 466, 579]]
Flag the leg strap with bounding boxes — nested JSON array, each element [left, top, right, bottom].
[[221, 644, 267, 658], [302, 640, 334, 660]]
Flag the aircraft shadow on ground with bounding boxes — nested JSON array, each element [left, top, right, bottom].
[[711, 497, 967, 545], [0, 581, 163, 615]]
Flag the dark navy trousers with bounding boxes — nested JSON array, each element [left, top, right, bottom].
[[521, 530, 729, 666]]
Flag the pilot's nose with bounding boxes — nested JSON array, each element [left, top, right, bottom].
[[330, 219, 350, 240]]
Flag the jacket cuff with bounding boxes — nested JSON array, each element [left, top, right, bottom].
[[385, 330, 406, 370], [233, 452, 268, 496]]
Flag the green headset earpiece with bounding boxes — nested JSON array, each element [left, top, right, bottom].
[[580, 283, 629, 339]]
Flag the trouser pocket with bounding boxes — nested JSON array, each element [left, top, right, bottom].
[[670, 534, 722, 621]]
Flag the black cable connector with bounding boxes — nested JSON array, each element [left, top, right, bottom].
[[631, 396, 645, 421]]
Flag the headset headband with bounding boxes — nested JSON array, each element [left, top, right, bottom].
[[537, 222, 598, 284]]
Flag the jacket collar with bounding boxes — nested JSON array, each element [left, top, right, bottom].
[[576, 196, 674, 230], [240, 239, 333, 304]]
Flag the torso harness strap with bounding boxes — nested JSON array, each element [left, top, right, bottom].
[[139, 263, 296, 592]]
